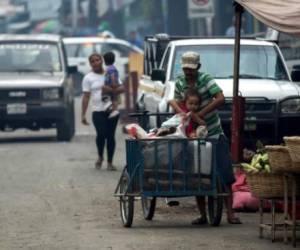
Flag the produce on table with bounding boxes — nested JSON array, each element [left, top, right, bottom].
[[241, 152, 270, 173]]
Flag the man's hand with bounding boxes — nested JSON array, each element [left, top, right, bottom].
[[81, 116, 89, 125], [197, 110, 205, 119], [192, 112, 206, 126]]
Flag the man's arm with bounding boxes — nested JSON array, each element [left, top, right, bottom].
[[191, 112, 206, 126], [198, 91, 225, 118], [168, 99, 184, 114], [81, 92, 91, 125], [168, 99, 189, 123], [169, 78, 186, 115]]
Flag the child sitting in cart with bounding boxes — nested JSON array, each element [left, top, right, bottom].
[[168, 88, 208, 138], [124, 88, 208, 139]]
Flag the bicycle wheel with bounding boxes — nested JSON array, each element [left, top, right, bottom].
[[207, 179, 223, 226], [119, 171, 134, 227], [141, 197, 156, 220]]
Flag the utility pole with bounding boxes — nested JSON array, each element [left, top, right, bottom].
[[162, 0, 168, 33], [167, 0, 189, 35]]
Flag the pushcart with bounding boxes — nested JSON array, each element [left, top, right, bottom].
[[114, 113, 227, 227]]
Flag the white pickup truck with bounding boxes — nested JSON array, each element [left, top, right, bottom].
[[137, 35, 300, 146]]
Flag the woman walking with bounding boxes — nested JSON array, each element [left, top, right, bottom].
[[81, 53, 124, 170]]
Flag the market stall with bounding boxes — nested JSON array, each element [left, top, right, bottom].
[[241, 138, 300, 246], [231, 0, 300, 161], [232, 0, 300, 246]]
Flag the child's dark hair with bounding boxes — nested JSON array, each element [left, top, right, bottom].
[[184, 88, 201, 102], [103, 51, 115, 65]]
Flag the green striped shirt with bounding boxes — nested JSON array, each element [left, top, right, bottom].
[[174, 72, 223, 137]]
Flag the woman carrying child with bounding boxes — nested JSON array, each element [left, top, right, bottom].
[[81, 53, 124, 171]]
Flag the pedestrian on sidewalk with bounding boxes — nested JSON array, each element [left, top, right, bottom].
[[169, 51, 241, 225], [81, 53, 124, 171]]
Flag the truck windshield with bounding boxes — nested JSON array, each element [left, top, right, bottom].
[[171, 44, 289, 81], [0, 43, 62, 73]]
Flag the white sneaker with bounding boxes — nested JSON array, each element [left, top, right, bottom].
[[108, 110, 119, 118]]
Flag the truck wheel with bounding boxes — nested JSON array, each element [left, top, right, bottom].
[[57, 103, 75, 141]]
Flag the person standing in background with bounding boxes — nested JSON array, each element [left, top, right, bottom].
[[128, 30, 143, 48], [225, 16, 245, 37]]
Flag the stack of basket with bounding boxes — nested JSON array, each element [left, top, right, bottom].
[[246, 138, 300, 199], [284, 136, 300, 173]]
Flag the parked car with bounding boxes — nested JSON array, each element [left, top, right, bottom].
[[63, 37, 143, 86], [0, 34, 77, 141], [137, 35, 300, 147]]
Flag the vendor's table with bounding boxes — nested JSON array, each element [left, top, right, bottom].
[[283, 173, 300, 247], [259, 199, 284, 242]]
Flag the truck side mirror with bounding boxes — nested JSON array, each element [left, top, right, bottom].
[[68, 65, 78, 74], [151, 69, 166, 82], [291, 65, 300, 82]]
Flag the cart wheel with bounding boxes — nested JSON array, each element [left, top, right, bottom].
[[119, 171, 134, 227], [207, 179, 223, 226], [141, 197, 156, 220]]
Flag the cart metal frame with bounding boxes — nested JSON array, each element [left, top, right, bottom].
[[114, 136, 227, 227]]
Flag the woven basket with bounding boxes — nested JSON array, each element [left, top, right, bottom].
[[283, 136, 300, 173], [246, 173, 284, 198], [246, 172, 300, 198], [265, 145, 292, 173]]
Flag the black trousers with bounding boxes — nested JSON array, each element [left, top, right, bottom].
[[92, 111, 119, 163]]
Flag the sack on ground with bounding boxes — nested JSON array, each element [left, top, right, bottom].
[[232, 191, 259, 211], [232, 169, 259, 211]]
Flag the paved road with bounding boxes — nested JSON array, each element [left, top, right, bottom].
[[0, 97, 293, 250]]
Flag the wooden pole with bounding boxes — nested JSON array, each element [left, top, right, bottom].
[[231, 3, 245, 162], [233, 3, 242, 98]]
